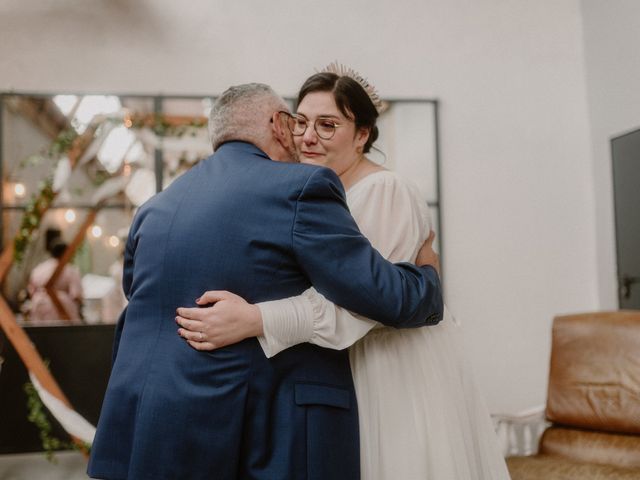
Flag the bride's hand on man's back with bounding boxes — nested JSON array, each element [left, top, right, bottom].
[[175, 290, 263, 351], [415, 230, 440, 275]]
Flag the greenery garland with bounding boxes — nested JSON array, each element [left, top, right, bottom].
[[128, 113, 206, 137], [13, 126, 79, 263], [11, 113, 206, 263], [13, 178, 55, 263], [24, 381, 91, 461]]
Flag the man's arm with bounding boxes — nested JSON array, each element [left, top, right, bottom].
[[256, 170, 439, 357], [175, 167, 442, 353], [291, 167, 443, 328]]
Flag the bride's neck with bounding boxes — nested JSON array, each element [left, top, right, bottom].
[[339, 156, 385, 191]]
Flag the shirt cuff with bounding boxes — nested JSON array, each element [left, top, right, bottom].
[[256, 295, 317, 358]]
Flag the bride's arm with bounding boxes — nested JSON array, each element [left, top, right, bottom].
[[176, 173, 435, 357], [257, 287, 377, 357]]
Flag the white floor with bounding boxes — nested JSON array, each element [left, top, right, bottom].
[[0, 451, 89, 480]]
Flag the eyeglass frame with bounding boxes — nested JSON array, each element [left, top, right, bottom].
[[277, 111, 345, 140]]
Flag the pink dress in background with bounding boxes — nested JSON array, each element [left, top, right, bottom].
[[27, 258, 83, 322]]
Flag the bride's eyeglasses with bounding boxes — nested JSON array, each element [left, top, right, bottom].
[[278, 111, 344, 140]]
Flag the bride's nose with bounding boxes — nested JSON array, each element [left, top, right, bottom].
[[302, 124, 318, 144]]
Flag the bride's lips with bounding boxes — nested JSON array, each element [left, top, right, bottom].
[[301, 151, 323, 158]]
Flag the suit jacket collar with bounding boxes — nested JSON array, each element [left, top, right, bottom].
[[216, 141, 271, 161]]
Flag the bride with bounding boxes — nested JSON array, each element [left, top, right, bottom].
[[176, 65, 511, 479]]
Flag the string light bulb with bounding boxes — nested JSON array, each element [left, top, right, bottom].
[[64, 209, 76, 223], [90, 225, 103, 238], [108, 235, 120, 248], [14, 182, 26, 198]]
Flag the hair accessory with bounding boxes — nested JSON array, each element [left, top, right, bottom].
[[320, 61, 384, 113]]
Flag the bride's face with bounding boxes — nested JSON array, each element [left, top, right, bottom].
[[294, 91, 368, 176]]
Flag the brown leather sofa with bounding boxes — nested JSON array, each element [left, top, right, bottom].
[[507, 311, 640, 479]]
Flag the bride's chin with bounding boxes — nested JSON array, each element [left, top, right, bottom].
[[300, 157, 321, 166]]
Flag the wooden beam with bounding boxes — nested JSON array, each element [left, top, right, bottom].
[[67, 125, 97, 169], [0, 297, 88, 454], [0, 126, 96, 285], [42, 283, 71, 322], [5, 97, 70, 140], [44, 209, 98, 321], [0, 244, 14, 284], [0, 121, 100, 454], [0, 298, 71, 403]]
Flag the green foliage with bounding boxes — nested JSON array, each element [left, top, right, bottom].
[[23, 381, 91, 462], [12, 126, 81, 263], [11, 113, 204, 264], [129, 113, 206, 137], [23, 381, 73, 461], [47, 128, 78, 158], [13, 178, 55, 263]]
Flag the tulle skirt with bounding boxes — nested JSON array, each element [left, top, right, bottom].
[[349, 307, 511, 480]]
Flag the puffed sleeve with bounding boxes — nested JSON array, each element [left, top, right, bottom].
[[257, 170, 437, 358]]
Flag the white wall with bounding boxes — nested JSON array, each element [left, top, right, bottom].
[[0, 0, 601, 413], [581, 0, 640, 309]]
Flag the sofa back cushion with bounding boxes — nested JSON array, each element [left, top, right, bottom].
[[546, 311, 640, 434]]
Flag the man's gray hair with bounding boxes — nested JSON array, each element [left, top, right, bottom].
[[209, 83, 288, 151]]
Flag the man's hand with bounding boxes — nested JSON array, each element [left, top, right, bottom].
[[415, 230, 440, 275], [176, 290, 263, 351]]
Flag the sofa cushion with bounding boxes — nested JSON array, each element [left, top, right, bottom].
[[540, 427, 640, 468], [507, 454, 640, 480]]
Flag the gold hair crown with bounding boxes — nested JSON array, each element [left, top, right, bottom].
[[320, 62, 384, 113]]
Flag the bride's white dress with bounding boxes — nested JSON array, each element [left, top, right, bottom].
[[258, 170, 511, 479]]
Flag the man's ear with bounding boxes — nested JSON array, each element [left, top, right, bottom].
[[272, 112, 296, 159], [271, 112, 288, 142]]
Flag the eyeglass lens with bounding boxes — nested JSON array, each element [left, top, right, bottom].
[[288, 115, 338, 140]]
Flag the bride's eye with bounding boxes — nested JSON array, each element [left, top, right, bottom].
[[290, 116, 308, 135], [317, 119, 337, 133]]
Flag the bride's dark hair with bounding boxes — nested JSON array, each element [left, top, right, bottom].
[[297, 72, 379, 154]]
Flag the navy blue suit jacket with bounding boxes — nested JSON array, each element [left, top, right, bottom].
[[88, 142, 443, 480]]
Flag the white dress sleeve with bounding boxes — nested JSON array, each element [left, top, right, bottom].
[[257, 171, 432, 358]]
